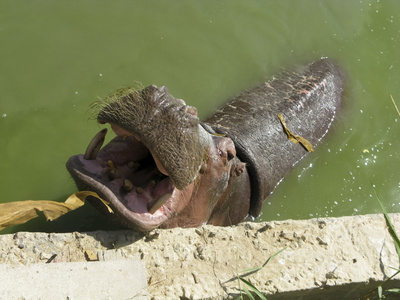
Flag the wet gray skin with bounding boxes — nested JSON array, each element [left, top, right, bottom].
[[66, 59, 344, 231]]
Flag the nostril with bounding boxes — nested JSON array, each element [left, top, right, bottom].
[[185, 105, 198, 117]]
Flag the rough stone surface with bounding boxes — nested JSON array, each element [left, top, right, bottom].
[[0, 214, 399, 299], [0, 260, 148, 300]]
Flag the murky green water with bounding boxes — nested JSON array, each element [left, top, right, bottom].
[[1, 0, 399, 233]]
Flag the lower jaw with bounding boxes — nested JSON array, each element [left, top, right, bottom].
[[68, 168, 174, 231]]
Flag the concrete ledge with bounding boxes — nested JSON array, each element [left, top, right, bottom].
[[0, 260, 148, 300], [0, 214, 399, 299]]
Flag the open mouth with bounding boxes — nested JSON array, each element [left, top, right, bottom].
[[66, 128, 194, 231], [66, 84, 211, 230]]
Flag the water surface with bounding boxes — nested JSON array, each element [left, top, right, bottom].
[[1, 0, 399, 233]]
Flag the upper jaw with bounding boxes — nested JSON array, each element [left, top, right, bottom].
[[96, 84, 206, 190]]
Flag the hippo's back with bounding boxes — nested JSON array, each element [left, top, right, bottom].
[[204, 59, 344, 218]]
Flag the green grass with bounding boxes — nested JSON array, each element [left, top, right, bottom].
[[234, 247, 286, 300], [370, 186, 400, 299]]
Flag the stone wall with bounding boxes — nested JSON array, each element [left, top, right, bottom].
[[0, 214, 399, 299]]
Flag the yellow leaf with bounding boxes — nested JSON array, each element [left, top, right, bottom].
[[66, 191, 113, 214], [0, 191, 112, 231], [277, 114, 314, 152]]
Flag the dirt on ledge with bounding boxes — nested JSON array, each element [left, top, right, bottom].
[[0, 214, 399, 299]]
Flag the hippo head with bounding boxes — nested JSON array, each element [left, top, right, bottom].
[[66, 85, 249, 231], [66, 60, 342, 231]]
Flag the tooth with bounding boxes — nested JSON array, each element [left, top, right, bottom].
[[136, 187, 144, 194], [84, 128, 107, 160], [107, 160, 120, 179], [109, 169, 120, 179], [148, 193, 171, 214], [107, 160, 115, 169], [123, 179, 134, 192], [149, 180, 157, 189], [127, 161, 140, 172]]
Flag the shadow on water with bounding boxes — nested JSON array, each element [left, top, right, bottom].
[[1, 202, 124, 235]]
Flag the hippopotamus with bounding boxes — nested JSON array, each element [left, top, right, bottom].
[[66, 59, 343, 231]]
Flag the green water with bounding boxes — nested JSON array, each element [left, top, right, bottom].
[[1, 0, 399, 233]]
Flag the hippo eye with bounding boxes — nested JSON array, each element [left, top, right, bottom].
[[227, 151, 234, 161]]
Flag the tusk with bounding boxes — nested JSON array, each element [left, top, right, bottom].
[[147, 193, 172, 214], [84, 129, 107, 160]]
